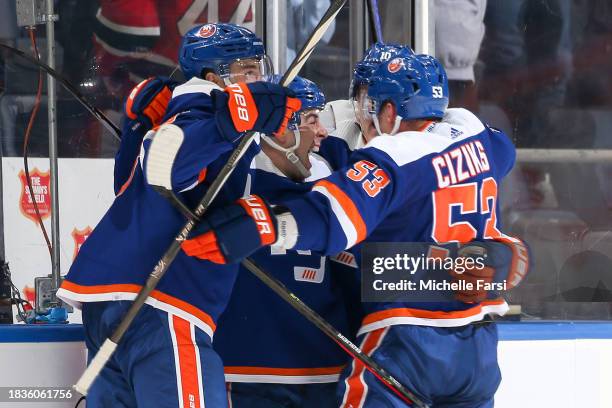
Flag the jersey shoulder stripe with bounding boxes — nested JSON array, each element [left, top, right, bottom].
[[365, 108, 486, 167], [172, 78, 222, 98], [313, 180, 367, 249]]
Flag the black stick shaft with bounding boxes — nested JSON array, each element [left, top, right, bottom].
[[241, 258, 428, 408]]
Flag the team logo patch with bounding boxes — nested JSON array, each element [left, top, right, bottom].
[[387, 58, 404, 73], [197, 24, 217, 38], [72, 226, 92, 260], [18, 168, 51, 223], [330, 251, 358, 268]]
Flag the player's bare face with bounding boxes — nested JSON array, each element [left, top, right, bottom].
[[299, 110, 328, 154], [228, 58, 264, 83], [276, 110, 327, 180]]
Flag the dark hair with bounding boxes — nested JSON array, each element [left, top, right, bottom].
[[200, 68, 216, 79]]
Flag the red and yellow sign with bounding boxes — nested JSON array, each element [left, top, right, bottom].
[[72, 226, 93, 260], [18, 169, 51, 223]]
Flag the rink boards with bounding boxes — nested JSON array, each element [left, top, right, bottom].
[[0, 323, 610, 407]]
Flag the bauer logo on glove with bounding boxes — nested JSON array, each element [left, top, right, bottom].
[[181, 195, 279, 264], [226, 83, 258, 131], [212, 81, 301, 142]]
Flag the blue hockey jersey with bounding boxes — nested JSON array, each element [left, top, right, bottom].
[[214, 151, 356, 384], [278, 108, 529, 334], [57, 78, 260, 339]]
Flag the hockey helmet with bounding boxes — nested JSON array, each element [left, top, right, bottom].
[[365, 53, 449, 123], [179, 23, 272, 82], [350, 43, 414, 99]]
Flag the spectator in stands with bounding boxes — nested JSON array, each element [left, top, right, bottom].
[[434, 0, 487, 113]]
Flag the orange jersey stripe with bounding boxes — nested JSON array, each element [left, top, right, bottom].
[[314, 179, 367, 243], [342, 328, 388, 408], [116, 157, 140, 197], [172, 316, 202, 408], [361, 299, 507, 327], [224, 365, 346, 376], [125, 78, 153, 120], [60, 280, 217, 332]]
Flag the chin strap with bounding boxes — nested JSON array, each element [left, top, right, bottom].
[[372, 114, 403, 137], [261, 130, 311, 179]]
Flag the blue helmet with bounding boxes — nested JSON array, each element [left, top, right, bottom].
[[288, 76, 325, 111], [350, 43, 414, 98], [367, 54, 449, 121], [179, 23, 269, 81], [270, 75, 325, 129]]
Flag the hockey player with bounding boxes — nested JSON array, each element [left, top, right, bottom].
[[211, 76, 352, 407], [178, 53, 530, 407], [318, 42, 414, 167], [57, 23, 301, 408], [113, 69, 355, 405]]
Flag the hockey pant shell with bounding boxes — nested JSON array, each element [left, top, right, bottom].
[[82, 301, 226, 408], [227, 382, 339, 408], [337, 323, 500, 408]]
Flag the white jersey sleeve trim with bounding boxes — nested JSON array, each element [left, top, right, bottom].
[[357, 301, 509, 336], [312, 184, 356, 249], [172, 78, 223, 98]]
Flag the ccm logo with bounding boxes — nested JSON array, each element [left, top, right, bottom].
[[229, 83, 250, 122]]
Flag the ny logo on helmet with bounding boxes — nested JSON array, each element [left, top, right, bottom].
[[197, 24, 217, 38], [432, 86, 443, 98], [387, 58, 403, 73]]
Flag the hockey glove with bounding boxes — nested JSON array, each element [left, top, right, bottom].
[[212, 82, 302, 142], [181, 195, 278, 264], [450, 240, 530, 303], [124, 76, 177, 130]]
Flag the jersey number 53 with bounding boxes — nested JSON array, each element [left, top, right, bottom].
[[346, 160, 390, 197]]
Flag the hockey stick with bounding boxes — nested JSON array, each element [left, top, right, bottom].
[[241, 258, 428, 407], [367, 0, 384, 43], [74, 0, 347, 396]]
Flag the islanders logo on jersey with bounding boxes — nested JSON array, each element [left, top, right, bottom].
[[387, 58, 404, 73], [197, 24, 217, 38]]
